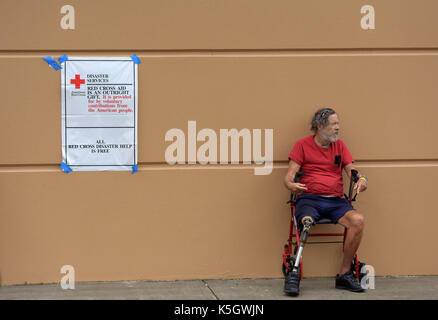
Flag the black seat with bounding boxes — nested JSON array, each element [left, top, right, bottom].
[[316, 218, 333, 224]]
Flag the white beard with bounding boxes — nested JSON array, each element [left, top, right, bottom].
[[321, 130, 338, 143], [328, 134, 339, 143]]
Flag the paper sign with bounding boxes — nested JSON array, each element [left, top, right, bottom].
[[61, 57, 138, 171]]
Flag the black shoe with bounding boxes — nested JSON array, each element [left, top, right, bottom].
[[335, 271, 365, 292], [284, 271, 300, 296]]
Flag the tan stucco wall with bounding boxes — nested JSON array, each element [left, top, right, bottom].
[[0, 0, 437, 285]]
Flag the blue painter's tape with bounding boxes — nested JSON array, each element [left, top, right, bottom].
[[58, 55, 69, 64], [43, 56, 62, 71], [130, 54, 141, 64], [60, 162, 72, 173], [131, 164, 138, 174]]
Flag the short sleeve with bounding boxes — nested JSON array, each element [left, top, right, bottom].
[[340, 140, 354, 167], [288, 140, 304, 165]]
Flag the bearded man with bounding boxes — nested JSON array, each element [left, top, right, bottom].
[[283, 108, 368, 296]]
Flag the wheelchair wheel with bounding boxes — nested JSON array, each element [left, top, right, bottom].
[[282, 256, 300, 277]]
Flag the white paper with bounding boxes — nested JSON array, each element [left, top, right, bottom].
[[61, 57, 138, 171]]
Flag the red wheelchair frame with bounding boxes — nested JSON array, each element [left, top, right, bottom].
[[282, 170, 365, 281]]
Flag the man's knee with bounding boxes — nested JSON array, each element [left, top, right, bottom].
[[350, 211, 365, 230], [342, 211, 365, 230]]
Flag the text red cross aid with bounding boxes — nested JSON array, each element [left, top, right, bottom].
[[70, 74, 85, 89]]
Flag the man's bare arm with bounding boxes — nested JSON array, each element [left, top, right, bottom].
[[343, 162, 355, 179], [284, 160, 308, 194], [343, 162, 368, 193]]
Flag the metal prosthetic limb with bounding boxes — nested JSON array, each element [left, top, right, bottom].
[[292, 217, 314, 273]]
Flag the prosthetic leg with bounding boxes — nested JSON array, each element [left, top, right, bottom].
[[284, 216, 313, 296], [292, 216, 314, 273]]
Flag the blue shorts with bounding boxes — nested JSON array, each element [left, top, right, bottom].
[[294, 194, 355, 231]]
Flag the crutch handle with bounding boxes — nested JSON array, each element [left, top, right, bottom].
[[348, 169, 359, 201], [288, 172, 306, 203], [294, 171, 306, 183], [351, 169, 359, 183]]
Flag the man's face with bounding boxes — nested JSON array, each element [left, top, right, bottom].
[[319, 114, 340, 143]]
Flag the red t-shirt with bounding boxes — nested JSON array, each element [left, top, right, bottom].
[[288, 135, 354, 197]]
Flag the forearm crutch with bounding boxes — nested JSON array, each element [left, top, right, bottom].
[[343, 168, 361, 279]]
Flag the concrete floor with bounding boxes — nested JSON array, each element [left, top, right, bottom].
[[0, 276, 437, 300]]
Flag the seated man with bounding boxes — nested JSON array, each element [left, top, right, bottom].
[[283, 107, 368, 295]]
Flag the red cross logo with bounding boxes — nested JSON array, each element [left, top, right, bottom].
[[70, 74, 85, 89]]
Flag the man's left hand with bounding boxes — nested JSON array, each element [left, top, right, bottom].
[[354, 179, 367, 194]]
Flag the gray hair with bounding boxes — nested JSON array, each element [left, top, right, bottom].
[[311, 108, 336, 132]]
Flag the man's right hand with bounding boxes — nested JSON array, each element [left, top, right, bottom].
[[289, 182, 308, 195], [284, 160, 307, 194]]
